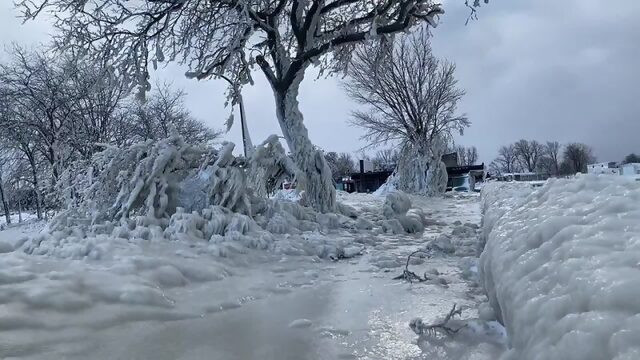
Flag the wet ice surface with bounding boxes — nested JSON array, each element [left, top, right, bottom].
[[0, 193, 502, 359]]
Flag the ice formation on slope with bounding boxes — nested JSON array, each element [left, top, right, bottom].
[[479, 176, 640, 360], [18, 190, 429, 262]]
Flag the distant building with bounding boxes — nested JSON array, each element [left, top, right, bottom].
[[497, 173, 550, 182], [442, 152, 459, 167], [341, 153, 485, 193], [587, 162, 619, 175], [620, 163, 640, 176], [349, 170, 393, 193], [446, 164, 486, 192]]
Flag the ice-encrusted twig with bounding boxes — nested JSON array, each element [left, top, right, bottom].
[[393, 249, 431, 283], [409, 304, 467, 336]]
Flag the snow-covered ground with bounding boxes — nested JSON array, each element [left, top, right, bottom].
[[0, 212, 39, 228], [480, 175, 640, 360], [0, 192, 504, 359]]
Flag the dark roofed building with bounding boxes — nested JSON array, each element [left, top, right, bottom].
[[339, 153, 485, 193]]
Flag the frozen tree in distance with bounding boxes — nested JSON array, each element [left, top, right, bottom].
[[561, 142, 596, 174], [456, 145, 478, 166], [513, 139, 544, 173], [123, 82, 222, 146], [18, 0, 485, 212], [372, 149, 399, 171], [489, 144, 520, 176], [542, 141, 561, 176], [325, 152, 356, 179], [344, 27, 469, 195], [622, 153, 640, 165]]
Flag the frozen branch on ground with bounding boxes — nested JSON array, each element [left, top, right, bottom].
[[410, 304, 466, 336], [393, 249, 431, 283]]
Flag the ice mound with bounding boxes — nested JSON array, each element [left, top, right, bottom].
[[381, 191, 428, 234], [479, 176, 640, 360]]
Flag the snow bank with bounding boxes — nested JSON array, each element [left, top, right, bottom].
[[479, 176, 640, 360]]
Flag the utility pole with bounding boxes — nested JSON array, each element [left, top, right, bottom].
[[216, 74, 253, 157]]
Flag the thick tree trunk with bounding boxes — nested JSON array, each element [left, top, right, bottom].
[[17, 197, 23, 223], [31, 165, 42, 220], [0, 175, 10, 225], [397, 139, 448, 196], [272, 73, 336, 213], [28, 157, 43, 220], [425, 158, 448, 196]]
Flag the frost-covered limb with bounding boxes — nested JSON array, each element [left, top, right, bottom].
[[208, 142, 253, 215], [410, 304, 466, 336], [249, 135, 298, 198], [393, 249, 431, 283], [52, 130, 212, 226]]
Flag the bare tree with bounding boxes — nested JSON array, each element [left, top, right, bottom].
[[622, 153, 640, 164], [456, 145, 478, 166], [345, 28, 469, 195], [0, 47, 78, 183], [0, 153, 12, 225], [514, 139, 544, 173], [491, 144, 520, 175], [488, 161, 502, 177], [372, 149, 399, 171], [125, 83, 221, 145], [65, 60, 130, 158], [562, 143, 595, 174], [543, 141, 561, 176], [325, 152, 355, 179], [1, 48, 129, 214], [0, 83, 45, 219], [18, 0, 483, 212]]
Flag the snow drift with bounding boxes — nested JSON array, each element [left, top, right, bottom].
[[479, 176, 640, 360]]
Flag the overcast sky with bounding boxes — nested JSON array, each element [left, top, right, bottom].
[[1, 1, 639, 164]]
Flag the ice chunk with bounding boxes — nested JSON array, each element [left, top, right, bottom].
[[382, 191, 411, 218], [431, 234, 454, 254]]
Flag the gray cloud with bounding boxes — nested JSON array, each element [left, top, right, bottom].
[[2, 0, 639, 164], [432, 1, 640, 163]]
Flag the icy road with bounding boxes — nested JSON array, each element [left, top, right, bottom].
[[0, 193, 503, 360]]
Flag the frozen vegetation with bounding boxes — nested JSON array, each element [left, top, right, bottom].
[[0, 178, 506, 359], [480, 176, 640, 360]]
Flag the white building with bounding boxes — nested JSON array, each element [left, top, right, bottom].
[[587, 162, 619, 175], [620, 163, 640, 176]]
